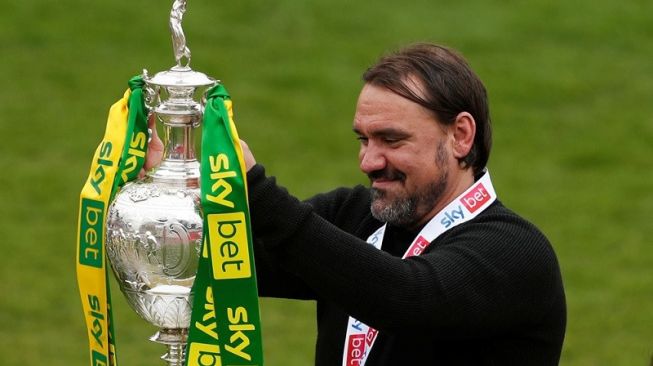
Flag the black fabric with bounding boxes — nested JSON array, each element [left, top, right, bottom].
[[247, 165, 566, 366]]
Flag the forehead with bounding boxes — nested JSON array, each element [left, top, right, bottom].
[[353, 83, 439, 132]]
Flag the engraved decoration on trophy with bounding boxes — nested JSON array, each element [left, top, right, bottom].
[[105, 1, 215, 364]]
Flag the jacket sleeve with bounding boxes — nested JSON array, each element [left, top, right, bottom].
[[247, 165, 564, 337], [249, 165, 372, 301]]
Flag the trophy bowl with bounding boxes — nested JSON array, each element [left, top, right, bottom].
[[106, 175, 203, 364]]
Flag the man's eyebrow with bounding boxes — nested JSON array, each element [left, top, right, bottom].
[[353, 127, 409, 138]]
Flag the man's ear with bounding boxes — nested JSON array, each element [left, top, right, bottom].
[[451, 112, 476, 159]]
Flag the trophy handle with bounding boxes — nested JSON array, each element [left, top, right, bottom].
[[143, 69, 161, 111]]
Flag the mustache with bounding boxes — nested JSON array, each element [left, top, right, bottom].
[[368, 168, 406, 182]]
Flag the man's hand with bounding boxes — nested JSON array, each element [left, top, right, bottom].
[[139, 113, 257, 176], [239, 139, 257, 172], [139, 114, 164, 178]]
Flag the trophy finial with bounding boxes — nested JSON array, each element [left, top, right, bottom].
[[170, 0, 191, 68], [146, 0, 215, 106]]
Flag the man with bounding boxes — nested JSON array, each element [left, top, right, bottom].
[[144, 43, 566, 365], [239, 43, 566, 365]]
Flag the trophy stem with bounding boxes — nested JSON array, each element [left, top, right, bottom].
[[150, 328, 188, 366]]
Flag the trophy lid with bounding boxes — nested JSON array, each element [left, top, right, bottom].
[[146, 65, 215, 89]]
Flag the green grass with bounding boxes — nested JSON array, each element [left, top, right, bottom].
[[1, 0, 652, 365]]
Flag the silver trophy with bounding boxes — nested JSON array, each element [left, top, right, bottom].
[[105, 1, 215, 364]]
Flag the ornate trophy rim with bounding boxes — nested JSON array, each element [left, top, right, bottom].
[[146, 66, 216, 88]]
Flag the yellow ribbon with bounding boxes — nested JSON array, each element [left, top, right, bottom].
[[76, 89, 131, 366]]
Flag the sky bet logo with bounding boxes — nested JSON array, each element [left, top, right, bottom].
[[91, 350, 107, 366], [460, 183, 491, 213], [440, 206, 465, 229], [90, 142, 113, 195], [208, 212, 251, 280], [346, 334, 366, 366], [79, 198, 105, 268]]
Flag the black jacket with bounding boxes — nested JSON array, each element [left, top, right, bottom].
[[247, 165, 566, 365]]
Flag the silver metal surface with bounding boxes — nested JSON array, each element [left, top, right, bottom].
[[106, 179, 201, 330], [170, 0, 191, 67], [105, 1, 218, 364]]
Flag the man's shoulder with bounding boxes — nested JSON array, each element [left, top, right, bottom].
[[442, 200, 553, 254], [482, 200, 549, 240]]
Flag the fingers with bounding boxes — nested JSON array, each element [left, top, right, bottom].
[[139, 114, 165, 178], [137, 114, 256, 178], [240, 139, 257, 171]]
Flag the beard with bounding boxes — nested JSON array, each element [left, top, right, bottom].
[[369, 142, 449, 227]]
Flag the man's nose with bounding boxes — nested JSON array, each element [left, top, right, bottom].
[[359, 145, 387, 174]]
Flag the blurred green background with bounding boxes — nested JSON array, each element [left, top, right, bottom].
[[1, 0, 652, 365]]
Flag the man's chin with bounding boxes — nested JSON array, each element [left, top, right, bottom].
[[370, 199, 386, 214], [370, 184, 403, 198], [371, 198, 411, 224]]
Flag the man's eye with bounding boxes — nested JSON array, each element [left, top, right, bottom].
[[357, 136, 369, 144]]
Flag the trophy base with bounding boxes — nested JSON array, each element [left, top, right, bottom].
[[150, 328, 188, 366]]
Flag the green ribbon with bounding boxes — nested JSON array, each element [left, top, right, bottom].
[[186, 84, 264, 366], [112, 76, 149, 195]]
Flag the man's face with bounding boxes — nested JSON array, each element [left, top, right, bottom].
[[353, 83, 455, 228]]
